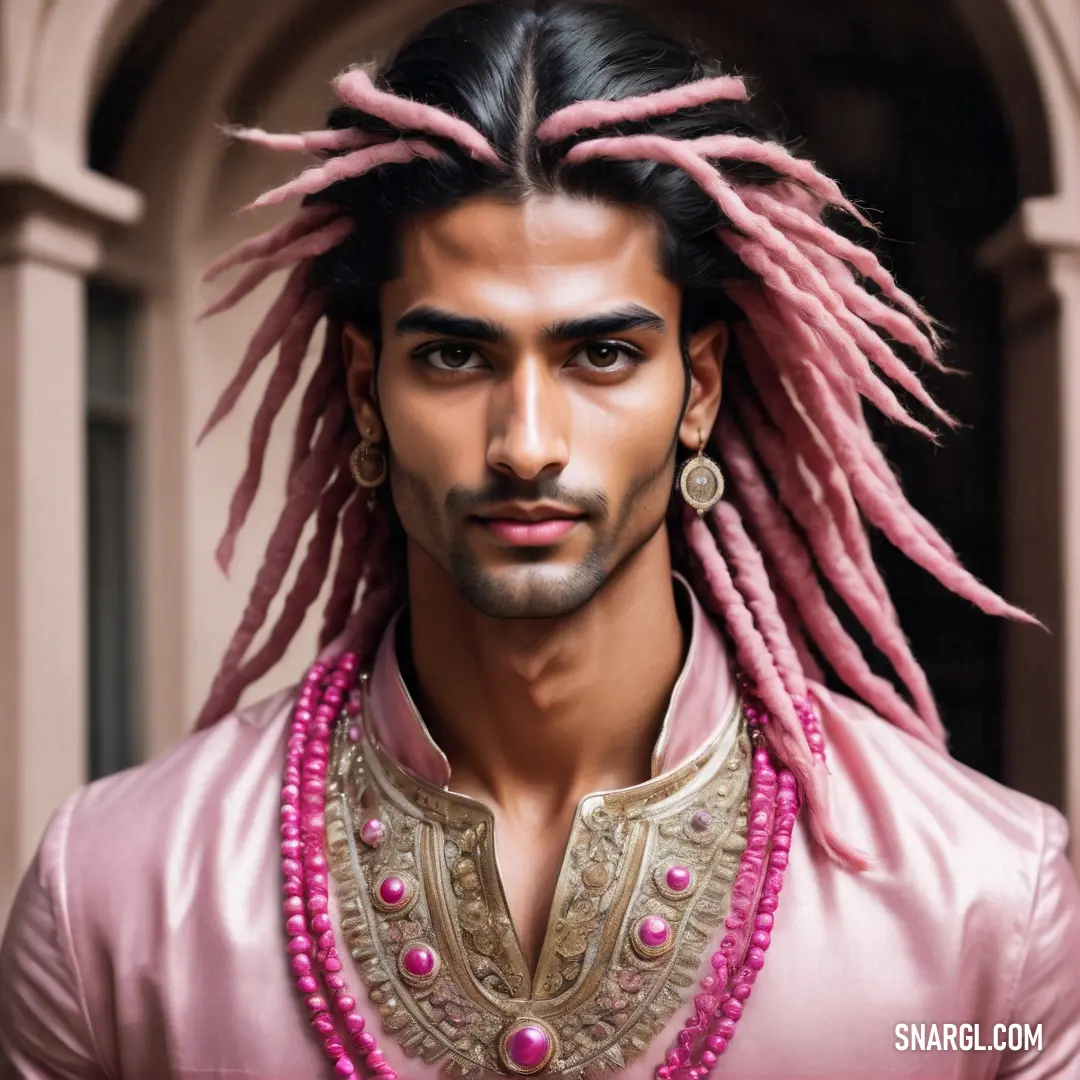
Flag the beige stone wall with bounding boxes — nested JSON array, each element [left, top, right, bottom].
[[1, 0, 1079, 924]]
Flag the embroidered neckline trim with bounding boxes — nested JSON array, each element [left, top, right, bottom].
[[325, 697, 750, 1077]]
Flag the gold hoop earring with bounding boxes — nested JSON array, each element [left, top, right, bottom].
[[678, 432, 725, 516], [349, 439, 387, 488]]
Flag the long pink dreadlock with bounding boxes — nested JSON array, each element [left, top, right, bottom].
[[194, 63, 1036, 870]]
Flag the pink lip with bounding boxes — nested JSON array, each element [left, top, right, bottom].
[[474, 517, 580, 545]]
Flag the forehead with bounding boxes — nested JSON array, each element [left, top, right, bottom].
[[381, 194, 680, 321]]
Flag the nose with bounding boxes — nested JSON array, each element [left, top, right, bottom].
[[486, 356, 569, 482]]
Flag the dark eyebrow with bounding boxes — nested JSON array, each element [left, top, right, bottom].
[[394, 306, 509, 343], [544, 304, 667, 341], [393, 302, 667, 344]]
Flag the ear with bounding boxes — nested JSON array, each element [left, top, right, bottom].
[[679, 321, 728, 450], [342, 323, 385, 442]]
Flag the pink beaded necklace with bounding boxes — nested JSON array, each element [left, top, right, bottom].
[[281, 652, 817, 1079]]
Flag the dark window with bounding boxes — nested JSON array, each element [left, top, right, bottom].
[[86, 282, 139, 779]]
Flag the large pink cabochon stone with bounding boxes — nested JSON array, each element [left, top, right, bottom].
[[506, 1025, 550, 1070]]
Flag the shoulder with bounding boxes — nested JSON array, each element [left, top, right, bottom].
[[66, 683, 296, 844], [17, 682, 297, 941], [811, 682, 1080, 979], [0, 685, 300, 1073], [810, 680, 1063, 870], [809, 684, 1080, 1055]]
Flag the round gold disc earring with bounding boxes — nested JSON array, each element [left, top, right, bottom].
[[349, 438, 387, 488], [678, 431, 725, 516]]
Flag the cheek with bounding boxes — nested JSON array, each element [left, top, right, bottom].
[[380, 379, 486, 485], [570, 368, 684, 478]]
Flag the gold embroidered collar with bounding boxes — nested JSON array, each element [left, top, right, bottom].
[[325, 692, 749, 1078]]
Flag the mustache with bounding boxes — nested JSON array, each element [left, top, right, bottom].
[[444, 475, 610, 518]]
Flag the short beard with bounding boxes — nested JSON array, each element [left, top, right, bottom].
[[446, 534, 613, 619], [394, 446, 675, 619]]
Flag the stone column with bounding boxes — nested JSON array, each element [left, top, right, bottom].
[[1052, 233, 1080, 870], [982, 193, 1080, 873], [0, 128, 141, 924]]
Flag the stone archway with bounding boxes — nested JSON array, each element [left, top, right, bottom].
[[2, 0, 1078, 922], [960, 0, 1080, 858]]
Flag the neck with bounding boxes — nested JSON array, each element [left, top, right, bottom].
[[404, 531, 686, 816]]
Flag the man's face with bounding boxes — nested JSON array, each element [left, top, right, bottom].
[[349, 193, 721, 619]]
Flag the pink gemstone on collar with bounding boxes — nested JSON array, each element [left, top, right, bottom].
[[638, 916, 671, 949], [505, 1024, 551, 1072], [666, 865, 692, 892], [378, 875, 407, 907], [360, 818, 385, 847], [402, 945, 436, 978], [690, 810, 713, 832]]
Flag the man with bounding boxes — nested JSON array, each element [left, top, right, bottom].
[[2, 2, 1078, 1078]]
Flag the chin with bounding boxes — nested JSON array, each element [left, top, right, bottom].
[[451, 560, 608, 620]]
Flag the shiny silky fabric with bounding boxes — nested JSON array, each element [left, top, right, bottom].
[[2, 582, 1080, 1079]]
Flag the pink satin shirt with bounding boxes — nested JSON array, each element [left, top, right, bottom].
[[3, 584, 1079, 1079]]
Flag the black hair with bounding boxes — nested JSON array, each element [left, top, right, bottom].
[[309, 1, 786, 356]]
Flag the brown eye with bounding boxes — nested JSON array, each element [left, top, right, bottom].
[[570, 341, 644, 373], [585, 343, 620, 368], [439, 345, 475, 368], [419, 343, 483, 371]]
